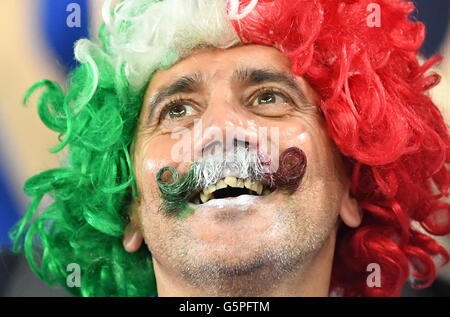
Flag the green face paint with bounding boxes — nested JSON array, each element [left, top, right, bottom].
[[156, 163, 199, 218]]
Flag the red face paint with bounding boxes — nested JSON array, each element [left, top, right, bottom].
[[262, 147, 307, 193]]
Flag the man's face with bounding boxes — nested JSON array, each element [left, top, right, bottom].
[[131, 44, 354, 295]]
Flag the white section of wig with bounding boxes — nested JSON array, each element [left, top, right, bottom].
[[74, 0, 258, 89], [228, 0, 258, 20], [194, 145, 266, 190], [74, 40, 100, 93]]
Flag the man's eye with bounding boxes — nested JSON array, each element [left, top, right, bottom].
[[252, 90, 288, 106], [162, 103, 196, 120]]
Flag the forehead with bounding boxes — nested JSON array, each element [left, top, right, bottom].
[[146, 44, 292, 92]]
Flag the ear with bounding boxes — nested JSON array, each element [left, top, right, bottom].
[[339, 189, 362, 228], [123, 222, 144, 253], [123, 205, 144, 253]]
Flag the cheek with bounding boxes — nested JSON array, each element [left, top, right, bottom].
[[275, 118, 345, 225], [134, 136, 174, 201], [141, 135, 177, 162], [134, 134, 194, 203], [270, 116, 343, 182]]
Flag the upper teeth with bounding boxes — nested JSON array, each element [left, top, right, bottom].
[[197, 177, 268, 204]]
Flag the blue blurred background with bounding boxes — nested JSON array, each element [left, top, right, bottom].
[[0, 0, 89, 250]]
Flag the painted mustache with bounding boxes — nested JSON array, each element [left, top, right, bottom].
[[156, 147, 307, 218], [263, 147, 307, 193]]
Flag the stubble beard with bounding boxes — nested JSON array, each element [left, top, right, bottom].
[[145, 195, 337, 296]]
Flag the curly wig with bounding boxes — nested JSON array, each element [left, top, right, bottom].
[[11, 0, 450, 297]]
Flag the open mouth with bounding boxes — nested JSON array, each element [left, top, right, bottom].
[[189, 177, 275, 205]]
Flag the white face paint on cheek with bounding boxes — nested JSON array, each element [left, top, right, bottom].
[[297, 132, 308, 143], [274, 121, 309, 153], [145, 159, 170, 174], [134, 152, 170, 199]]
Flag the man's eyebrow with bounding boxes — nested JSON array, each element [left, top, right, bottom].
[[233, 67, 308, 103], [147, 72, 203, 121]]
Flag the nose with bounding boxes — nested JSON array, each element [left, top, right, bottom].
[[232, 138, 250, 150], [201, 138, 251, 157], [193, 92, 259, 159]]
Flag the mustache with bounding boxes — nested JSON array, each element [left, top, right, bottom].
[[265, 147, 307, 192], [195, 144, 267, 190], [156, 147, 307, 216]]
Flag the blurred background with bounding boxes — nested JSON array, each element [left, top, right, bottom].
[[0, 0, 449, 296]]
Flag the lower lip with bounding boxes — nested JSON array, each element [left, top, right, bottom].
[[189, 195, 263, 211]]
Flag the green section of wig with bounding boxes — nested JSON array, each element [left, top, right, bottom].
[[156, 164, 198, 219], [9, 30, 159, 298]]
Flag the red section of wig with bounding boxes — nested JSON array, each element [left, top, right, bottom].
[[231, 0, 450, 296]]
